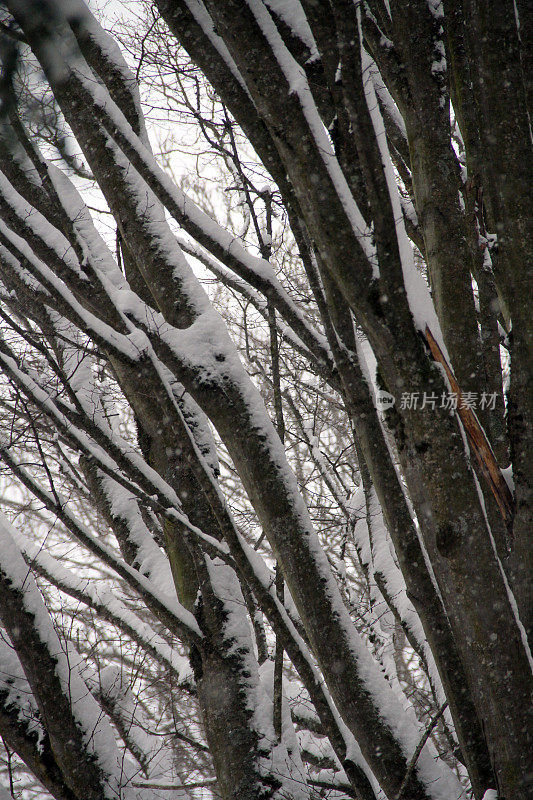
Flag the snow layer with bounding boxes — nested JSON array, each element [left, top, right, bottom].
[[0, 511, 128, 798], [204, 556, 309, 799], [0, 635, 43, 746]]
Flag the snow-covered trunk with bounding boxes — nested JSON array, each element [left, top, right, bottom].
[[0, 645, 75, 800], [315, 263, 494, 796], [101, 370, 307, 798], [0, 515, 120, 800], [81, 353, 303, 799], [3, 1, 531, 798], [4, 24, 451, 800], [376, 0, 510, 545], [506, 331, 533, 645], [445, 0, 533, 655], [357, 451, 494, 796], [189, 2, 531, 795], [377, 3, 487, 397], [364, 8, 533, 793], [150, 1, 493, 789], [193, 557, 309, 800], [0, 43, 304, 800], [128, 410, 307, 800]]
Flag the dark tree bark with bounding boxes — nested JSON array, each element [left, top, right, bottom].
[[0, 1, 531, 799]]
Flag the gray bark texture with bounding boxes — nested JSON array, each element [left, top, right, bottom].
[[0, 1, 530, 800]]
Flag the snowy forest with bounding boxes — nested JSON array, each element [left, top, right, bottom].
[[0, 1, 530, 799]]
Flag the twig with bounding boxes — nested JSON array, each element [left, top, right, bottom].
[[396, 702, 448, 800], [132, 779, 216, 790]]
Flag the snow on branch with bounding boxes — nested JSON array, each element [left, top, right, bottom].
[[0, 455, 203, 645], [15, 535, 189, 681], [0, 511, 136, 800]]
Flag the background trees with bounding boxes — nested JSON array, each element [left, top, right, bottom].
[[0, 1, 530, 799]]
